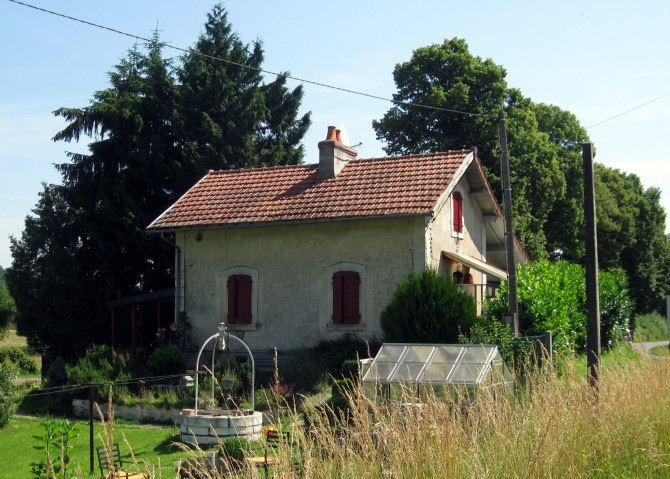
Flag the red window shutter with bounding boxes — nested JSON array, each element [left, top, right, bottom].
[[236, 274, 253, 324], [226, 277, 234, 321], [343, 272, 361, 324], [332, 272, 344, 324], [227, 274, 252, 324], [453, 192, 463, 233]]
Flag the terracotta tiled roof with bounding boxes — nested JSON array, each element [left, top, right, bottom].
[[148, 150, 474, 231]]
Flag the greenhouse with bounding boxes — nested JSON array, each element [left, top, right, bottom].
[[361, 343, 514, 402]]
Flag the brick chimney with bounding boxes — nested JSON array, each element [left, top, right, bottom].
[[318, 126, 357, 179]]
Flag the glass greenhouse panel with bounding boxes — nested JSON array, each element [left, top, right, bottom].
[[389, 362, 425, 382], [362, 343, 513, 401], [422, 362, 456, 382], [403, 345, 435, 363], [429, 345, 464, 365], [365, 362, 397, 382], [375, 345, 406, 363], [450, 363, 485, 383], [460, 346, 494, 364]]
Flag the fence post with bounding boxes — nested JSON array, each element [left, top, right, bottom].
[[89, 384, 95, 474]]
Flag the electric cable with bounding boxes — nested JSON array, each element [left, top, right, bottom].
[[586, 90, 670, 129], [7, 0, 493, 119]]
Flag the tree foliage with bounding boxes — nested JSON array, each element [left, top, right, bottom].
[[7, 5, 310, 357], [0, 359, 18, 428], [485, 260, 633, 352], [380, 268, 477, 343], [373, 38, 583, 260], [373, 37, 668, 312], [0, 269, 15, 339], [177, 5, 309, 188]]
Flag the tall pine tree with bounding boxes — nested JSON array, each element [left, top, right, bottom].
[[8, 6, 311, 356], [177, 4, 309, 189]]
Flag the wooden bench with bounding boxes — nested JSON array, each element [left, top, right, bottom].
[[96, 443, 149, 479]]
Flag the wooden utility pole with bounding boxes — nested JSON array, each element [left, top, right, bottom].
[[583, 142, 601, 387], [497, 110, 519, 336]]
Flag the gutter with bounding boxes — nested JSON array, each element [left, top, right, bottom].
[[159, 232, 183, 327]]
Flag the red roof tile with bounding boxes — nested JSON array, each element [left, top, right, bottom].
[[148, 150, 473, 231]]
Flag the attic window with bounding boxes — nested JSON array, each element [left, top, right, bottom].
[[453, 191, 463, 233]]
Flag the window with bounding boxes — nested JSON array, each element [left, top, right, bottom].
[[332, 271, 361, 324], [453, 191, 463, 233], [227, 274, 252, 324]]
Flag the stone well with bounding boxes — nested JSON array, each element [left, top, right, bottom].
[[180, 408, 263, 445]]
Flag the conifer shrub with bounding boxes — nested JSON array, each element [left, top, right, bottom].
[[46, 356, 67, 387], [380, 268, 478, 343], [146, 344, 186, 376]]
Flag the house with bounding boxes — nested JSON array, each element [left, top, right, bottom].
[[147, 126, 527, 352]]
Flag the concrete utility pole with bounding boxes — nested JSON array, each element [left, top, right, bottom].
[[583, 142, 601, 387], [497, 110, 519, 336]]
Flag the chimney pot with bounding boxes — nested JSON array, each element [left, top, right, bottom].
[[325, 125, 338, 141], [318, 125, 357, 179]]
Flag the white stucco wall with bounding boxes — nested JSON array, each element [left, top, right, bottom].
[[427, 175, 496, 314], [429, 175, 486, 280], [176, 216, 427, 352]]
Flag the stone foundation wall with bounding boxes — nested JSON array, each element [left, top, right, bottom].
[[71, 399, 182, 423]]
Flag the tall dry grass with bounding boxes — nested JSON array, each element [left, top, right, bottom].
[[195, 355, 670, 479]]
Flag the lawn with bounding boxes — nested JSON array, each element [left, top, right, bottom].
[[0, 416, 188, 479], [0, 330, 28, 349]]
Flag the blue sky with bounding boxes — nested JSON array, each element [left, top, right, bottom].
[[1, 0, 669, 268]]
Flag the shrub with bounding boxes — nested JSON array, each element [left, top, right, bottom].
[[146, 345, 186, 376], [0, 281, 16, 339], [0, 359, 18, 427], [66, 345, 131, 386], [280, 336, 379, 392], [380, 268, 477, 343], [340, 359, 360, 379], [462, 316, 516, 364], [46, 357, 67, 387], [30, 418, 78, 478], [0, 347, 38, 374], [633, 312, 668, 341], [599, 269, 634, 348], [486, 260, 633, 353]]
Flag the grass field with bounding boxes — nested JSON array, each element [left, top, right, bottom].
[[0, 329, 29, 349], [2, 343, 669, 478], [0, 416, 186, 479]]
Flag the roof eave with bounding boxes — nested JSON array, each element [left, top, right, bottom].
[[146, 212, 432, 234]]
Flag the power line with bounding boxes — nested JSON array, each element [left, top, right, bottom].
[[587, 90, 670, 129], [19, 373, 189, 397], [10, 1, 669, 146], [7, 0, 492, 120]]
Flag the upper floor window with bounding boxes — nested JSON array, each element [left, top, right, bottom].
[[227, 274, 252, 324], [453, 191, 463, 233], [332, 271, 361, 324]]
